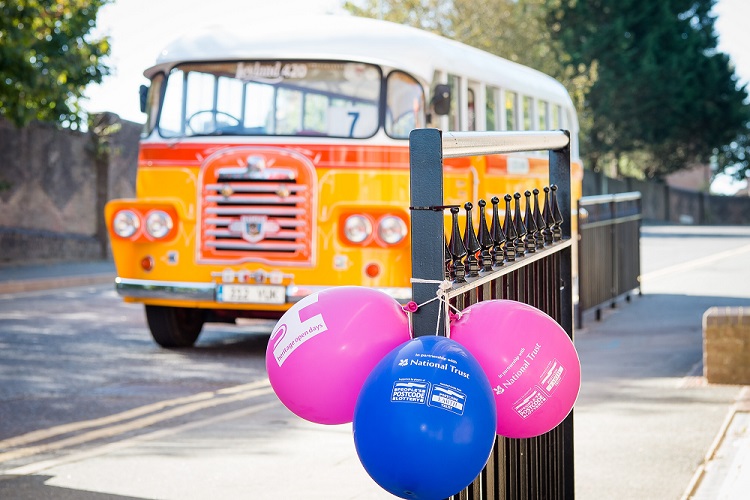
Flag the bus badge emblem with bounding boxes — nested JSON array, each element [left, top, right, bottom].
[[229, 215, 281, 243], [240, 215, 266, 243]]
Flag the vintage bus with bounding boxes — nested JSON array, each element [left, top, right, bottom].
[[105, 15, 583, 347]]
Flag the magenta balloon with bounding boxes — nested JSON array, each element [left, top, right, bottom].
[[266, 286, 411, 425], [450, 300, 581, 438]]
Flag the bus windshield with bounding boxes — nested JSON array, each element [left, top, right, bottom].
[[155, 60, 423, 140]]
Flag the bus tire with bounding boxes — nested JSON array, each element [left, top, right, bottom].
[[145, 305, 204, 348]]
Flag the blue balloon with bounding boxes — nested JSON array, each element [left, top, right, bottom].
[[353, 336, 497, 500]]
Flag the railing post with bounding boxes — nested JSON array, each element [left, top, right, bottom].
[[548, 130, 575, 500], [549, 131, 573, 336], [610, 197, 618, 309], [409, 128, 446, 337]]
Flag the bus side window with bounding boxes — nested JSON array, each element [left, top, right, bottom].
[[505, 91, 517, 131], [385, 71, 425, 139], [522, 95, 533, 131], [468, 88, 475, 131], [551, 104, 561, 129], [486, 86, 499, 131], [538, 100, 548, 131], [447, 74, 461, 131]]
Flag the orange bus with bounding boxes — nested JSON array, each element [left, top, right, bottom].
[[105, 15, 583, 347]]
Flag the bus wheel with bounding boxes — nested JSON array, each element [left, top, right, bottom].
[[145, 305, 205, 348]]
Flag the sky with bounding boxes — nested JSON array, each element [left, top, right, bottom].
[[84, 0, 750, 193], [85, 0, 344, 121]]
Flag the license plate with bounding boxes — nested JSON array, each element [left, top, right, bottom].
[[217, 284, 286, 304]]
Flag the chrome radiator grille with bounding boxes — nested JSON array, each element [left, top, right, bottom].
[[199, 151, 314, 265]]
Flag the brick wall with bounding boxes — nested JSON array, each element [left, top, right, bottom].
[[703, 307, 750, 385]]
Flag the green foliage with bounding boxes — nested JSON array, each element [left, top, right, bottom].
[[88, 112, 121, 163], [714, 129, 750, 182], [345, 0, 750, 183], [547, 0, 750, 180], [0, 0, 112, 129]]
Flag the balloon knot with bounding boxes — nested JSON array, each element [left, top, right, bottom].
[[403, 301, 419, 313]]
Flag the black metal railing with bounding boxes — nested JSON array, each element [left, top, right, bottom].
[[577, 192, 642, 326], [409, 128, 575, 500]]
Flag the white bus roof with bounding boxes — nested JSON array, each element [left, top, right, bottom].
[[148, 15, 573, 108]]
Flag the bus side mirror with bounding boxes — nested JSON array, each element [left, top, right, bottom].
[[431, 84, 451, 116], [139, 84, 149, 114]]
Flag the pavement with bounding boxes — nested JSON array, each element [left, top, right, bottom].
[[0, 260, 115, 295], [1, 226, 749, 499]]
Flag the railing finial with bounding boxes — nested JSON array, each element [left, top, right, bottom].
[[503, 194, 517, 262], [524, 190, 538, 254], [490, 196, 506, 267], [444, 235, 451, 279], [463, 202, 481, 278], [550, 184, 564, 241], [533, 188, 545, 249], [542, 186, 554, 245], [477, 200, 494, 273], [513, 192, 526, 258], [448, 206, 467, 283]]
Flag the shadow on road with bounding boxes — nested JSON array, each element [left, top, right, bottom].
[[0, 475, 141, 499]]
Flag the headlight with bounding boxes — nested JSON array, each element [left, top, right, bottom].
[[145, 210, 173, 239], [113, 210, 140, 238], [344, 215, 372, 243], [378, 216, 407, 244]]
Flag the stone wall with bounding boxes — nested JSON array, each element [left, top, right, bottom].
[[0, 115, 140, 264]]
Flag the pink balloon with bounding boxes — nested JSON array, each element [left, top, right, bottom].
[[450, 300, 581, 438], [266, 286, 411, 425]]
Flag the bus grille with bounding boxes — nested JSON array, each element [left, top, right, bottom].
[[198, 148, 315, 266]]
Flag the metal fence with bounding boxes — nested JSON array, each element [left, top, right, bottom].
[[577, 193, 642, 327], [583, 169, 750, 225], [409, 128, 575, 499]]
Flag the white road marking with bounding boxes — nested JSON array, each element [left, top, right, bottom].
[[1, 400, 278, 476], [640, 243, 750, 282], [0, 379, 273, 465]]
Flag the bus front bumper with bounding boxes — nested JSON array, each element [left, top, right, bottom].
[[114, 277, 412, 304]]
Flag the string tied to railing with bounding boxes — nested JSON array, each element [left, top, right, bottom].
[[406, 278, 463, 337]]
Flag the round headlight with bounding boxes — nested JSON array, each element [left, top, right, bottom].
[[113, 210, 140, 238], [145, 210, 173, 239], [344, 215, 372, 243], [378, 215, 407, 245]]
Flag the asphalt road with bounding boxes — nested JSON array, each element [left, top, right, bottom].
[[0, 223, 749, 499]]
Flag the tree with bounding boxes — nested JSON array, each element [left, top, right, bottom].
[[0, 0, 112, 129], [714, 126, 750, 182], [547, 0, 750, 179]]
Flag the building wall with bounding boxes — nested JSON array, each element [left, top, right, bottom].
[[665, 163, 711, 192], [0, 115, 141, 264]]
